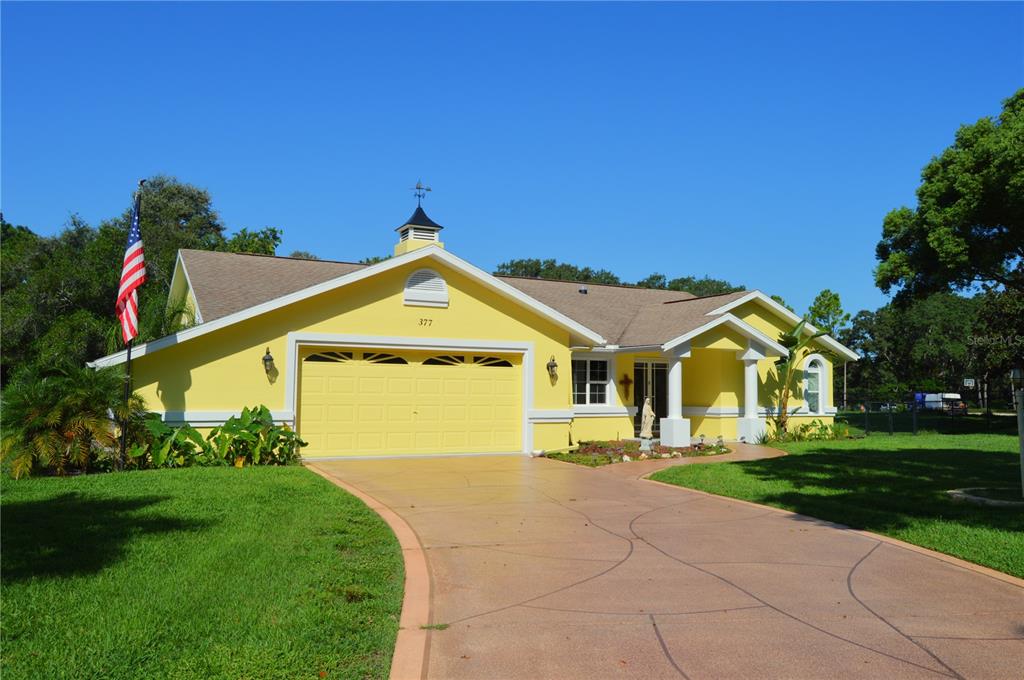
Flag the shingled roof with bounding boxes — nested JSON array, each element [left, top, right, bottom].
[[177, 249, 751, 347]]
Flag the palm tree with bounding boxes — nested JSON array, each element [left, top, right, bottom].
[[769, 320, 827, 435], [103, 293, 197, 355], [1, 364, 147, 478]]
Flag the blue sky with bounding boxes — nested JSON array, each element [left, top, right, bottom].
[[3, 2, 1022, 316]]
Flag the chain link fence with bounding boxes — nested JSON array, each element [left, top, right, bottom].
[[834, 396, 1018, 436]]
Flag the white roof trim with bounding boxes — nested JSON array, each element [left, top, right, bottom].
[[176, 253, 204, 324], [661, 313, 789, 356], [88, 245, 605, 368], [707, 290, 859, 362]]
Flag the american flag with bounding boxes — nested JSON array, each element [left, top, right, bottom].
[[115, 190, 146, 343]]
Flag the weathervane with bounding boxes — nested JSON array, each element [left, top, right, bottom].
[[411, 179, 431, 206]]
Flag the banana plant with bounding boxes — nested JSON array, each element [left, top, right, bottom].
[[770, 319, 827, 436]]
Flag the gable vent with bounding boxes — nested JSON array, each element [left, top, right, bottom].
[[404, 268, 449, 308], [400, 226, 440, 242]]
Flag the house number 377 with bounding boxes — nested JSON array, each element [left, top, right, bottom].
[[419, 318, 433, 327]]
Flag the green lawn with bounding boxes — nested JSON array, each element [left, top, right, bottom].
[[651, 433, 1024, 578], [1, 467, 404, 680]]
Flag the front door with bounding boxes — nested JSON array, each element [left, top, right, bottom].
[[633, 360, 668, 436]]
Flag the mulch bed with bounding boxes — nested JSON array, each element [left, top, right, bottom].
[[547, 439, 730, 466]]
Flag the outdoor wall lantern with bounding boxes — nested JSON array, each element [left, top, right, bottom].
[[262, 348, 275, 374], [546, 355, 558, 380]]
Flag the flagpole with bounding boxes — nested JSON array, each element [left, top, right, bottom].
[[118, 179, 146, 470], [119, 339, 133, 469]]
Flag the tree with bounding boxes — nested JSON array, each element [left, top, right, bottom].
[[359, 255, 392, 265], [970, 290, 1024, 409], [875, 89, 1024, 300], [1, 176, 292, 384], [806, 289, 851, 336], [288, 250, 319, 260], [494, 258, 621, 285], [770, 294, 794, 312], [634, 273, 743, 297], [224, 227, 282, 255], [494, 259, 745, 296], [838, 294, 978, 403], [666, 276, 743, 297]]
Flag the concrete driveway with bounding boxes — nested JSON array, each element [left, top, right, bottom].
[[312, 450, 1024, 680]]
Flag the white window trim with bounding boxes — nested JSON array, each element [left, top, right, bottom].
[[802, 353, 827, 416], [571, 353, 613, 406]]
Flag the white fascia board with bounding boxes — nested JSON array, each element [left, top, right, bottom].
[[572, 344, 663, 353], [427, 248, 605, 345], [661, 313, 789, 357], [160, 409, 294, 426], [87, 245, 606, 368], [707, 290, 860, 362]]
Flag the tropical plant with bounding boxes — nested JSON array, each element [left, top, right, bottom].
[[768, 320, 827, 435], [760, 419, 849, 443], [1, 364, 147, 478], [103, 293, 197, 356], [209, 405, 306, 466], [128, 406, 306, 471], [127, 418, 214, 469]]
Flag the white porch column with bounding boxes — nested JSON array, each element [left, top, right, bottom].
[[660, 349, 691, 447], [668, 356, 683, 419], [737, 348, 767, 442], [743, 359, 758, 417]]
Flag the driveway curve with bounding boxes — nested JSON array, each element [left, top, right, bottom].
[[312, 448, 1024, 680]]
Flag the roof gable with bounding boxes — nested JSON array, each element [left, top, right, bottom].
[[178, 250, 366, 322], [88, 249, 858, 368], [707, 291, 859, 361], [89, 246, 606, 368]]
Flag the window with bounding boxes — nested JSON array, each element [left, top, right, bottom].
[[805, 359, 823, 414], [305, 351, 353, 363], [404, 269, 449, 307], [422, 355, 514, 367], [362, 352, 408, 365], [572, 358, 609, 405]]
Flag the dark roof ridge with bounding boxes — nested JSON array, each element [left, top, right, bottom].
[[494, 273, 694, 296], [660, 289, 750, 305], [180, 248, 369, 268], [612, 299, 662, 345]]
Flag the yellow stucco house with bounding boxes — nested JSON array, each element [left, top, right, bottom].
[[90, 206, 858, 458]]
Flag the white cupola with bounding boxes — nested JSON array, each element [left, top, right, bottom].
[[394, 205, 444, 256]]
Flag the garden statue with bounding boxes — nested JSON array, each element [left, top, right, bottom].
[[639, 396, 655, 451]]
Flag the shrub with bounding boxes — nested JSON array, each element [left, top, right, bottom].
[[762, 419, 850, 443], [1, 364, 147, 478], [128, 406, 306, 470], [3, 369, 305, 476]]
